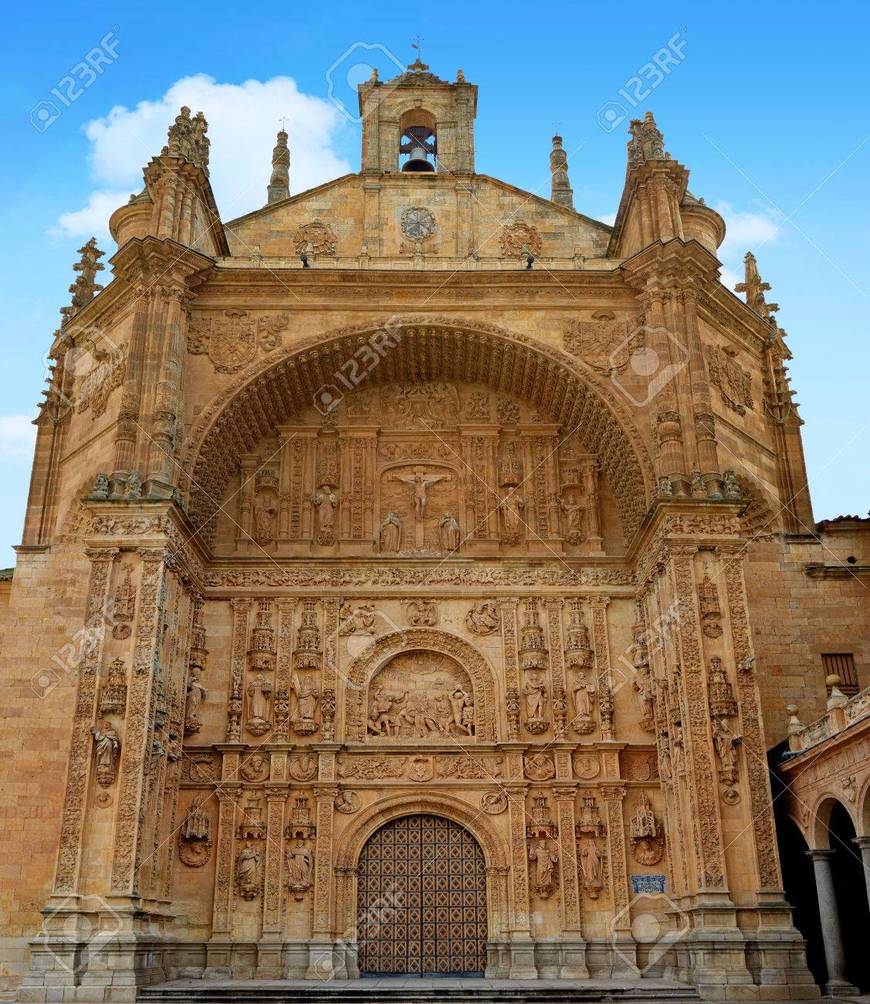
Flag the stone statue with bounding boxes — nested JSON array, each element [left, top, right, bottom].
[[392, 471, 451, 518], [290, 671, 319, 735], [312, 486, 338, 539], [235, 841, 261, 900], [449, 686, 474, 735], [523, 674, 547, 721], [285, 845, 313, 899], [246, 674, 272, 734], [438, 511, 461, 551], [578, 836, 604, 897], [498, 491, 525, 544], [633, 663, 656, 732], [560, 496, 585, 543], [184, 666, 207, 736], [367, 687, 406, 736], [571, 670, 596, 719], [254, 496, 277, 544], [528, 839, 559, 898], [91, 720, 120, 787], [712, 717, 741, 774], [378, 511, 402, 552], [399, 695, 442, 737]]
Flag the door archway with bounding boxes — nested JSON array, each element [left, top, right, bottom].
[[356, 813, 487, 976]]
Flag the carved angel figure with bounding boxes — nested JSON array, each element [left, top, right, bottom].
[[91, 720, 120, 787]]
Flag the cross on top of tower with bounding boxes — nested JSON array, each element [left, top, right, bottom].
[[409, 34, 429, 71]]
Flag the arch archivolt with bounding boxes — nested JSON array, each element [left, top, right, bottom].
[[342, 628, 497, 742], [809, 793, 856, 850], [179, 315, 655, 548], [333, 793, 511, 940]]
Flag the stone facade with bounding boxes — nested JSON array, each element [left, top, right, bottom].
[[1, 59, 867, 1001]]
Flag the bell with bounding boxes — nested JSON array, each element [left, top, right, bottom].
[[402, 143, 435, 173]]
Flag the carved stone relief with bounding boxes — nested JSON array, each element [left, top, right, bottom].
[[188, 310, 288, 374]]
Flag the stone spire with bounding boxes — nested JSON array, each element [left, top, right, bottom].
[[59, 237, 104, 323], [549, 134, 573, 210], [735, 251, 779, 321], [627, 111, 667, 167], [267, 129, 290, 204]]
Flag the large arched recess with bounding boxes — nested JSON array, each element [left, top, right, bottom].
[[180, 316, 655, 549]]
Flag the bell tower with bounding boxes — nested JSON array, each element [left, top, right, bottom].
[[358, 59, 477, 176]]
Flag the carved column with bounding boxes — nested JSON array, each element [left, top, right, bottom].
[[110, 548, 167, 898], [553, 787, 588, 978], [273, 599, 295, 742], [307, 784, 339, 978], [506, 781, 537, 978], [205, 786, 241, 975], [499, 598, 521, 740], [257, 786, 287, 977], [321, 598, 340, 741], [601, 783, 636, 972], [226, 599, 251, 742], [588, 597, 614, 740], [545, 599, 568, 739], [52, 547, 118, 897]]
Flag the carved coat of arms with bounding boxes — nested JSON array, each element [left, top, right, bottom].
[[187, 309, 288, 374]]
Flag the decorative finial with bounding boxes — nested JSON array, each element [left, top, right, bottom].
[[267, 127, 290, 204], [165, 106, 210, 172], [59, 237, 105, 323], [627, 110, 666, 167], [408, 34, 429, 71], [735, 251, 779, 321], [456, 68, 465, 83], [549, 133, 573, 210], [370, 67, 379, 82]]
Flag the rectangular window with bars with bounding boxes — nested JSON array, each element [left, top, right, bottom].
[[822, 653, 859, 696]]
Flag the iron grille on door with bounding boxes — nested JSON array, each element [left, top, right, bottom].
[[357, 813, 487, 975]]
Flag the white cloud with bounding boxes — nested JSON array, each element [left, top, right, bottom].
[[52, 190, 131, 240], [55, 74, 353, 240], [715, 201, 783, 293], [597, 212, 617, 226], [0, 415, 37, 461]]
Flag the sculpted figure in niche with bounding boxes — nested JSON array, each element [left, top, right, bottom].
[[523, 673, 547, 721], [528, 839, 559, 898], [290, 670, 319, 735], [254, 494, 277, 545], [91, 720, 120, 787], [367, 687, 406, 736], [236, 841, 262, 900], [285, 845, 313, 899], [184, 666, 207, 735], [312, 485, 338, 542], [560, 495, 586, 544], [378, 511, 402, 553], [497, 490, 525, 544], [571, 669, 596, 718], [633, 663, 656, 732], [712, 717, 741, 774], [578, 836, 604, 897], [247, 673, 273, 734], [438, 511, 461, 551]]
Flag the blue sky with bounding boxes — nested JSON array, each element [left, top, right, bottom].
[[2, 1, 869, 565]]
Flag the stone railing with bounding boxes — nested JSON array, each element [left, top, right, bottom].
[[787, 677, 870, 753]]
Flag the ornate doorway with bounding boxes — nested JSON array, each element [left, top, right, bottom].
[[356, 813, 487, 975]]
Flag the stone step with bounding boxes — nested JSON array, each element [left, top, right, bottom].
[[139, 978, 701, 1003]]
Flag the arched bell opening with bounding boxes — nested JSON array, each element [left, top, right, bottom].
[[399, 109, 437, 173]]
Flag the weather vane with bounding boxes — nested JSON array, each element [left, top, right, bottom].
[[279, 115, 288, 130], [412, 34, 424, 61]]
